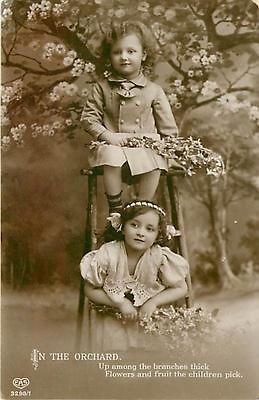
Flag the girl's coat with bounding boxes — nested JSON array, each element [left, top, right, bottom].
[[81, 73, 178, 175]]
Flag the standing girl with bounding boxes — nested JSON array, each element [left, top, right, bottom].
[[81, 21, 179, 213], [80, 201, 189, 350]]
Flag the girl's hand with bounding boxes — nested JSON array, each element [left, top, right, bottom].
[[117, 298, 138, 321], [139, 299, 157, 320], [101, 132, 129, 146]]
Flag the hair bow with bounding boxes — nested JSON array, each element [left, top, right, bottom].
[[107, 212, 122, 231], [166, 225, 181, 239]]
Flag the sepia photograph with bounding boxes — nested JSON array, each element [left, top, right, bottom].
[[1, 0, 259, 399]]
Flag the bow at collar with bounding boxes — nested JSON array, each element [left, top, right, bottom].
[[108, 73, 147, 98]]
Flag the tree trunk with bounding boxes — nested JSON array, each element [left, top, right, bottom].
[[214, 226, 240, 288], [207, 177, 240, 288]]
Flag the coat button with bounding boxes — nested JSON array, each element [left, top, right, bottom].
[[120, 119, 124, 124], [121, 100, 125, 105], [135, 118, 140, 123], [135, 100, 140, 106]]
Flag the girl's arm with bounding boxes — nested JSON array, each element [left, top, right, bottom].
[[84, 282, 116, 307], [81, 83, 109, 140], [139, 281, 188, 319], [81, 82, 129, 146], [85, 283, 138, 320], [153, 85, 179, 137]]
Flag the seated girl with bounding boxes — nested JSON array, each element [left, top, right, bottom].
[[80, 201, 189, 351]]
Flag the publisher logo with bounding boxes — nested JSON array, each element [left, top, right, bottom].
[[12, 378, 30, 390]]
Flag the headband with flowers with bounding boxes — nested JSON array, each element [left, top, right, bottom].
[[124, 201, 166, 216]]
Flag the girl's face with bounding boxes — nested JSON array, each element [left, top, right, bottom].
[[123, 210, 159, 254], [110, 34, 146, 79]]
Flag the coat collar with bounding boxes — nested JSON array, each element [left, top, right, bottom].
[[107, 72, 147, 87]]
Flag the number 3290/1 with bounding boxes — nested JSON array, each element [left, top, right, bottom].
[[11, 390, 31, 397]]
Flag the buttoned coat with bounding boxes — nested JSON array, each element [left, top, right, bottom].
[[81, 73, 178, 175]]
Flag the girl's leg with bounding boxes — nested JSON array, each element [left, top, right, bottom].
[[103, 166, 123, 213], [136, 169, 161, 200]]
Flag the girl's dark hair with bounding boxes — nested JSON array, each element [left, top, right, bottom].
[[100, 20, 158, 75], [101, 201, 169, 246]]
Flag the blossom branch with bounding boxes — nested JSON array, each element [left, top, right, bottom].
[[42, 19, 98, 64], [11, 52, 51, 72], [194, 86, 254, 110], [2, 58, 72, 76]]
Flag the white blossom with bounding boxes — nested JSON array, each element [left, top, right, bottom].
[[39, 10, 48, 19], [44, 42, 56, 51], [81, 88, 89, 97], [201, 80, 219, 96], [63, 56, 74, 66], [65, 118, 73, 126], [2, 7, 13, 24], [249, 106, 259, 121], [192, 55, 200, 64], [173, 79, 182, 87], [52, 121, 63, 129], [66, 50, 77, 59], [195, 70, 203, 77], [84, 62, 96, 73], [190, 84, 200, 93], [71, 6, 80, 15], [48, 128, 55, 136], [114, 8, 126, 18], [35, 126, 43, 134], [56, 44, 66, 55], [71, 67, 84, 77], [137, 2, 150, 12], [52, 3, 64, 16], [153, 5, 165, 16], [107, 9, 114, 17], [200, 55, 209, 66], [64, 84, 78, 96], [208, 54, 217, 63], [1, 136, 11, 145], [49, 92, 61, 102], [56, 81, 69, 91], [168, 93, 178, 105], [18, 123, 26, 133], [39, 0, 52, 12], [217, 94, 243, 112], [42, 52, 52, 60], [165, 8, 176, 21], [199, 49, 207, 56]]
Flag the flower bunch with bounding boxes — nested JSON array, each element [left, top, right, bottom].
[[126, 136, 224, 176], [89, 136, 224, 177], [71, 59, 95, 77], [139, 305, 217, 354], [191, 48, 223, 68], [1, 123, 27, 150], [49, 81, 78, 102], [1, 79, 23, 105], [27, 0, 69, 21], [1, 1, 13, 28], [89, 302, 217, 354], [42, 42, 68, 61]]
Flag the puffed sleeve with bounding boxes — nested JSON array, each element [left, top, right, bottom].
[[152, 85, 178, 137], [80, 82, 110, 140], [80, 244, 109, 287], [159, 247, 189, 288]]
